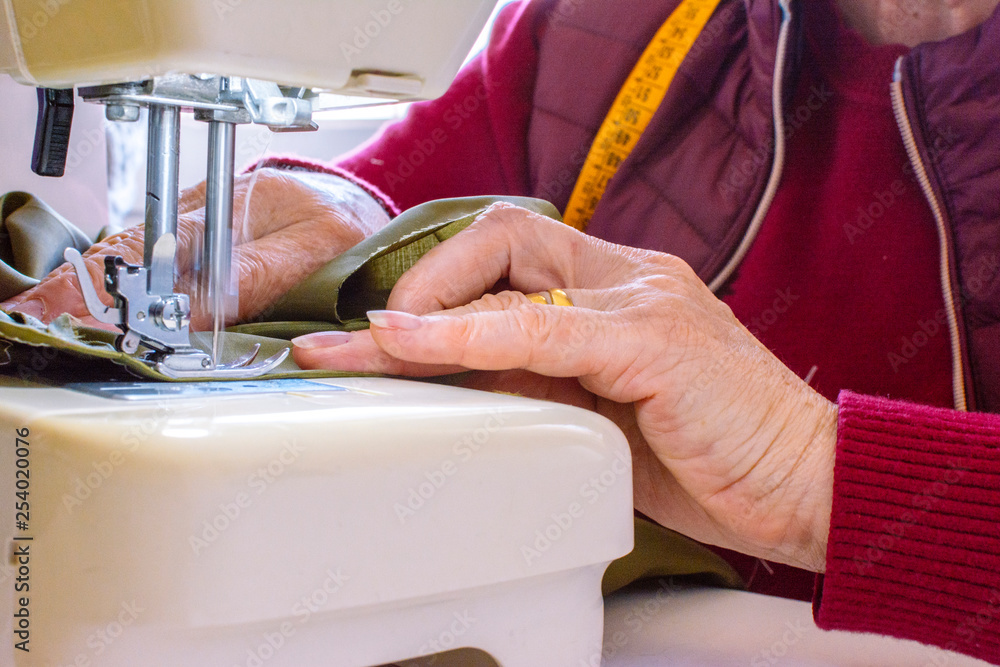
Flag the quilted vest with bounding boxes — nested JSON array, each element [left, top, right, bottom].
[[525, 0, 1000, 411]]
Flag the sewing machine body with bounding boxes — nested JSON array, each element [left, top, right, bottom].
[[0, 376, 633, 666], [0, 0, 493, 99], [1, 0, 505, 377], [1, 2, 637, 664]]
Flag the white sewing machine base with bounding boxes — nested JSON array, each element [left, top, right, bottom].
[[0, 376, 632, 667]]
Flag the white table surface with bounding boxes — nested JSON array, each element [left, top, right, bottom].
[[601, 584, 991, 667]]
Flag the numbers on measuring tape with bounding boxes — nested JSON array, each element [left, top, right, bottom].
[[563, 0, 724, 231]]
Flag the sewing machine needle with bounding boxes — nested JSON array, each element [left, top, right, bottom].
[[204, 116, 237, 367]]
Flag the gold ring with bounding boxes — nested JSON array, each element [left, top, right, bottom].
[[526, 288, 574, 306]]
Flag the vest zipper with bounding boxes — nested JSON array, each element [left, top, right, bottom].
[[708, 0, 794, 292], [890, 57, 968, 412]]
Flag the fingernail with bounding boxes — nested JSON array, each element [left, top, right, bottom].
[[14, 299, 45, 319], [291, 331, 353, 349], [367, 310, 424, 330]]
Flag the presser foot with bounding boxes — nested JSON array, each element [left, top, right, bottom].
[[153, 345, 289, 380], [63, 247, 289, 379]]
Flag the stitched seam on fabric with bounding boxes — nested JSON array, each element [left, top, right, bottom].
[[627, 170, 718, 250], [530, 72, 755, 157], [628, 104, 755, 185], [529, 104, 602, 134], [551, 21, 656, 51]]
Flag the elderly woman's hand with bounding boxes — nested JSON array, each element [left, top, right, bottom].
[[293, 202, 837, 572], [0, 168, 389, 329]]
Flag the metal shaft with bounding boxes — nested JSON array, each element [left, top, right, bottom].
[[144, 104, 181, 294], [204, 119, 237, 363]]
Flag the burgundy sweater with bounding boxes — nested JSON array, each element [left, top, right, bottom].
[[265, 1, 1000, 662], [708, 0, 955, 600]]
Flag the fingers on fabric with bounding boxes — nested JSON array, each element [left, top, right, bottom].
[[292, 329, 465, 376], [367, 292, 616, 378], [387, 202, 617, 315]]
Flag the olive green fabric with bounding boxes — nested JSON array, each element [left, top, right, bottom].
[[0, 195, 559, 376], [604, 518, 743, 594], [0, 192, 92, 301], [243, 195, 560, 336], [0, 191, 743, 594], [0, 310, 351, 382]]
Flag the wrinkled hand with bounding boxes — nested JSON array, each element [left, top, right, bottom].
[[0, 168, 390, 329], [293, 203, 837, 572]]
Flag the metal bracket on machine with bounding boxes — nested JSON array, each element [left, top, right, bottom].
[[50, 75, 315, 379], [63, 246, 288, 379]]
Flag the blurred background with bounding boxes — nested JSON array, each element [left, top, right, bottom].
[[0, 0, 517, 238]]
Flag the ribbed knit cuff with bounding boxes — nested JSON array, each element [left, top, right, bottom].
[[249, 156, 401, 217], [815, 391, 1000, 664]]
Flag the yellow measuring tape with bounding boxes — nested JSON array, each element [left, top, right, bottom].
[[563, 0, 724, 231]]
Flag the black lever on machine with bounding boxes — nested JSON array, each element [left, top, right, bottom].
[[31, 88, 75, 177]]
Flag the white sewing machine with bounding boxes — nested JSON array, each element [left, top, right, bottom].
[[0, 2, 634, 665]]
